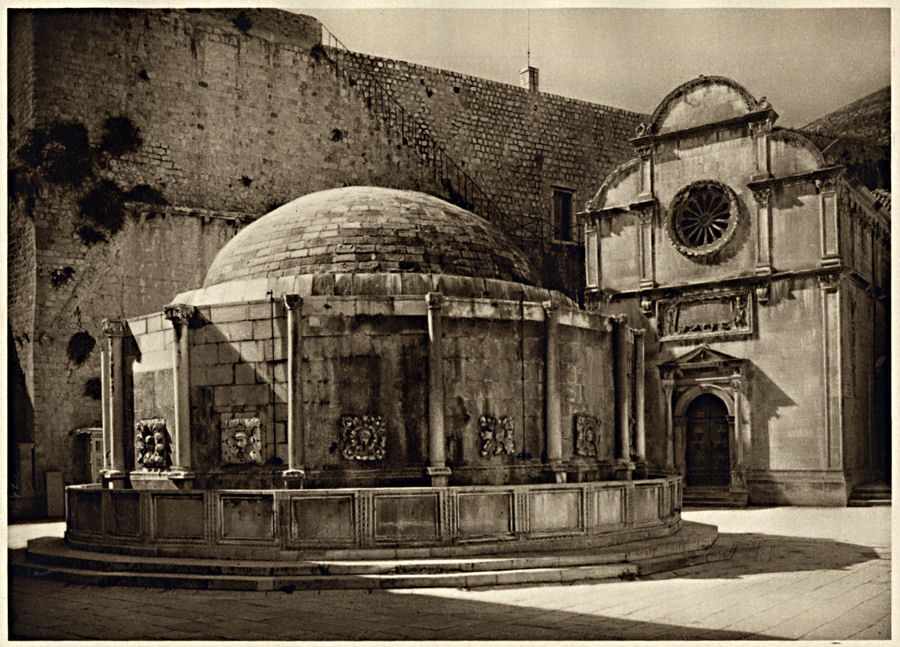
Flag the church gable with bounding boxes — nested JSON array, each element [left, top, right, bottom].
[[649, 76, 762, 135]]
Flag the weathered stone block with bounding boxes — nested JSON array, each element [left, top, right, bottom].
[[529, 489, 581, 533], [220, 495, 274, 540], [153, 495, 205, 538], [291, 495, 355, 542], [457, 491, 513, 538], [374, 493, 439, 540]]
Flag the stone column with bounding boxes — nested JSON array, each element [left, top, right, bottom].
[[632, 328, 646, 462], [282, 295, 307, 487], [661, 378, 676, 471], [164, 305, 195, 481], [543, 300, 565, 483], [425, 293, 451, 487], [100, 318, 127, 487]]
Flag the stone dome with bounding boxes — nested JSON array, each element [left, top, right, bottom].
[[203, 187, 539, 288]]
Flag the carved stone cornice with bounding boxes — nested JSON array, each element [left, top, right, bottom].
[[164, 304, 196, 326], [746, 165, 843, 194], [814, 175, 839, 193], [101, 318, 127, 337]]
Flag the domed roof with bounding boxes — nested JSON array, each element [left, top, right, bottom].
[[203, 187, 539, 288]]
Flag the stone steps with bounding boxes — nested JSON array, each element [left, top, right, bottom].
[[848, 482, 891, 507], [682, 487, 747, 509], [11, 522, 720, 591]]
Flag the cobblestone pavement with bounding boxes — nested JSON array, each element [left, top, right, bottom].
[[7, 506, 890, 641]]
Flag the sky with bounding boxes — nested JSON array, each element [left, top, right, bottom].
[[299, 6, 891, 128]]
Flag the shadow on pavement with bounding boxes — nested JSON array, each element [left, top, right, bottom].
[[650, 531, 884, 580], [8, 575, 782, 641]]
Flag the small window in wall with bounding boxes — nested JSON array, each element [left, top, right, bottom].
[[552, 188, 574, 242]]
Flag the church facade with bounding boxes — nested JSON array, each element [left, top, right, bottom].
[[580, 77, 890, 505]]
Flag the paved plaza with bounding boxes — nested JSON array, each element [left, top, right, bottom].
[[6, 506, 891, 641]]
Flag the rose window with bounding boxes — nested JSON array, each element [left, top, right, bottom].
[[668, 180, 740, 257]]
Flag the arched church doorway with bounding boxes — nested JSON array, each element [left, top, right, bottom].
[[685, 393, 730, 486]]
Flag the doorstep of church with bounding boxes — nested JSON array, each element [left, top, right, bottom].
[[682, 486, 748, 508]]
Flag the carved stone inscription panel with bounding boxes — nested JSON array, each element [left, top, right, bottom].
[[659, 290, 752, 341]]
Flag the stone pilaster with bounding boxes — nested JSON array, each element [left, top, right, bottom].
[[164, 304, 196, 482], [817, 176, 841, 267], [282, 294, 307, 488], [612, 315, 633, 476], [730, 374, 748, 491], [752, 186, 773, 275], [100, 318, 127, 487], [819, 273, 843, 468], [543, 300, 565, 482], [749, 118, 773, 181], [632, 328, 646, 462], [425, 292, 451, 487], [661, 378, 676, 471], [637, 206, 656, 289]]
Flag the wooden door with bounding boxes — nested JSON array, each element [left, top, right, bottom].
[[685, 394, 730, 486]]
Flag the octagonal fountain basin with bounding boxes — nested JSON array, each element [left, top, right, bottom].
[[65, 477, 682, 560]]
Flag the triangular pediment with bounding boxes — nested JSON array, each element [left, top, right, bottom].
[[659, 344, 744, 369]]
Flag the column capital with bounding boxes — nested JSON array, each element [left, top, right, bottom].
[[751, 186, 771, 206], [818, 272, 841, 293], [425, 292, 444, 309], [101, 318, 127, 337], [609, 314, 629, 328], [283, 294, 303, 310], [629, 327, 645, 338], [164, 304, 197, 326]]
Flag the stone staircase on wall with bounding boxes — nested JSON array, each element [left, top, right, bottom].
[[848, 482, 891, 507], [318, 26, 542, 248]]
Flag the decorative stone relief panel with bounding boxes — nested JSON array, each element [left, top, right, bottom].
[[574, 414, 600, 457], [221, 418, 264, 465], [478, 415, 515, 457], [134, 418, 171, 470], [659, 290, 752, 341], [340, 415, 386, 461]]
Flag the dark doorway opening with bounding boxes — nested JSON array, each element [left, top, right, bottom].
[[685, 393, 730, 486]]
